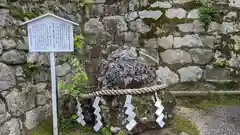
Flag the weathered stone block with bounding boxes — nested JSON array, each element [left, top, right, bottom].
[[178, 66, 203, 82], [129, 0, 140, 11], [203, 68, 234, 83], [6, 83, 36, 116], [90, 4, 105, 18], [36, 83, 48, 93], [14, 66, 25, 77], [27, 53, 39, 64], [0, 9, 11, 26], [56, 63, 71, 77], [0, 40, 3, 55], [139, 10, 163, 20], [188, 48, 213, 65], [0, 50, 26, 65], [0, 99, 11, 125], [173, 0, 194, 4], [139, 48, 159, 65], [16, 37, 29, 51], [166, 8, 187, 19], [123, 32, 140, 46], [0, 39, 17, 50], [160, 49, 192, 65], [125, 12, 138, 22], [150, 1, 172, 8], [156, 66, 179, 85], [220, 22, 237, 34], [84, 18, 105, 34], [208, 22, 220, 32], [24, 106, 47, 130], [2, 119, 22, 135], [174, 35, 203, 48], [177, 20, 204, 33], [34, 69, 50, 82], [36, 94, 47, 106], [0, 62, 16, 91], [157, 35, 173, 49], [144, 38, 158, 48], [38, 54, 50, 66], [129, 19, 150, 34], [223, 12, 237, 21], [200, 35, 217, 48], [102, 16, 128, 34], [228, 53, 240, 68], [229, 0, 240, 8], [187, 9, 200, 19]]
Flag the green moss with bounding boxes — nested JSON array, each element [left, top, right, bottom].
[[212, 59, 228, 68], [10, 6, 41, 20], [9, 6, 25, 20], [215, 82, 239, 90], [28, 117, 127, 135], [178, 95, 240, 109], [132, 95, 153, 117], [197, 95, 240, 109], [24, 10, 40, 19], [175, 115, 200, 135], [23, 63, 41, 79], [198, 0, 219, 30], [180, 1, 202, 10], [27, 117, 97, 135]]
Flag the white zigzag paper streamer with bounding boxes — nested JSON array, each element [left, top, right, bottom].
[[92, 97, 103, 132], [155, 100, 165, 128], [124, 95, 137, 131], [76, 98, 86, 126]]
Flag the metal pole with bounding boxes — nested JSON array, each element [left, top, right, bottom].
[[50, 52, 59, 135]]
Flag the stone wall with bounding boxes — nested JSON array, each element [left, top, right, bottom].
[[0, 0, 240, 134]]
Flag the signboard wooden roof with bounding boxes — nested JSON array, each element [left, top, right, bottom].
[[20, 13, 79, 26]]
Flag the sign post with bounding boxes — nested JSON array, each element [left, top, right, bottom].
[[50, 52, 58, 134], [21, 13, 79, 135]]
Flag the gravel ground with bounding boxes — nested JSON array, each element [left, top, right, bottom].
[[205, 106, 240, 135], [176, 105, 240, 135]]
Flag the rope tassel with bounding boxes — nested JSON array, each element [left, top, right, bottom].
[[92, 97, 103, 132], [76, 98, 86, 126], [124, 95, 137, 131], [155, 100, 165, 128]]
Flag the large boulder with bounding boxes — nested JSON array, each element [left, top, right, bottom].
[[97, 46, 156, 89]]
